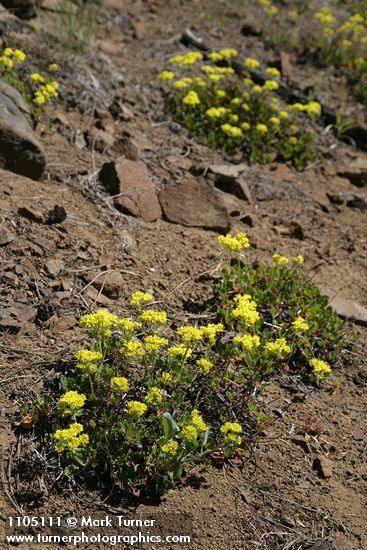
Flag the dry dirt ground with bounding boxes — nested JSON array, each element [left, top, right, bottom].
[[0, 0, 366, 549]]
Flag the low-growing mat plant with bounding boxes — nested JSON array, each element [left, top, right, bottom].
[[158, 50, 321, 169], [0, 47, 59, 118], [24, 234, 353, 496], [254, 0, 367, 105]]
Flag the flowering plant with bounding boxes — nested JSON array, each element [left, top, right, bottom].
[[159, 50, 320, 168]]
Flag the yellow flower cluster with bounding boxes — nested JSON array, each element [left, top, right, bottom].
[[183, 90, 200, 105], [288, 101, 321, 116], [126, 400, 147, 417], [167, 344, 192, 358], [220, 421, 242, 445], [177, 325, 203, 344], [33, 81, 59, 106], [54, 422, 89, 452], [266, 66, 281, 77], [256, 123, 268, 133], [115, 318, 141, 332], [244, 57, 260, 69], [272, 253, 289, 265], [110, 376, 129, 392], [234, 334, 260, 352], [123, 340, 145, 358], [145, 335, 168, 352], [196, 358, 214, 374], [314, 8, 337, 25], [158, 70, 175, 81], [310, 358, 331, 380], [172, 77, 193, 89], [49, 63, 59, 72], [191, 410, 207, 432], [57, 391, 86, 415], [161, 440, 178, 455], [206, 106, 227, 118], [168, 52, 203, 65], [80, 310, 118, 336], [292, 317, 309, 332], [2, 47, 26, 64], [145, 386, 163, 405], [221, 123, 243, 137], [201, 323, 224, 344], [294, 255, 304, 264], [75, 349, 102, 374], [265, 337, 291, 357], [218, 232, 250, 252], [140, 310, 167, 325], [181, 425, 198, 440], [130, 291, 153, 307], [232, 294, 260, 325], [161, 372, 173, 383]]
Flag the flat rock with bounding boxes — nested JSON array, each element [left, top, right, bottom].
[[338, 157, 367, 187], [0, 227, 14, 246], [313, 455, 333, 479], [85, 270, 125, 299], [208, 163, 247, 183], [0, 303, 37, 332], [324, 291, 367, 326], [159, 178, 230, 233], [0, 83, 45, 180], [99, 158, 162, 222]]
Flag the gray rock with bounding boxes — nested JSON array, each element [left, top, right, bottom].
[[338, 157, 367, 187], [324, 293, 367, 327], [327, 191, 366, 209], [159, 177, 230, 233], [0, 82, 45, 180]]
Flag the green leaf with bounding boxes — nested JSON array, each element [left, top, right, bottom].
[[162, 412, 179, 440]]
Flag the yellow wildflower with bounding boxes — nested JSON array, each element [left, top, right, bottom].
[[110, 376, 129, 392], [201, 323, 224, 344], [269, 116, 280, 125], [161, 441, 178, 455], [218, 232, 250, 251], [234, 334, 260, 351], [244, 57, 260, 69], [266, 66, 281, 77], [294, 255, 304, 264], [266, 6, 278, 15], [306, 101, 321, 116], [221, 124, 243, 137], [30, 73, 45, 83], [49, 63, 59, 72], [0, 56, 13, 70], [130, 291, 153, 307], [310, 358, 331, 380], [191, 410, 207, 431], [167, 345, 192, 358], [196, 358, 214, 374], [241, 121, 251, 130], [54, 423, 89, 452], [218, 48, 238, 58], [57, 391, 86, 415], [232, 294, 260, 325], [161, 372, 173, 383], [272, 253, 289, 265], [216, 89, 226, 98], [265, 337, 291, 357], [220, 421, 242, 434], [172, 77, 193, 89], [123, 340, 145, 358], [252, 84, 263, 94], [177, 325, 203, 344], [256, 123, 268, 133], [115, 318, 141, 332], [181, 425, 198, 440], [145, 335, 168, 352], [140, 310, 167, 325], [279, 110, 289, 119], [13, 49, 26, 62], [263, 79, 279, 91], [182, 90, 200, 105], [145, 386, 163, 405], [79, 310, 118, 335], [289, 136, 298, 145], [126, 401, 147, 417], [158, 70, 175, 80], [292, 317, 309, 332], [206, 107, 227, 118]]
